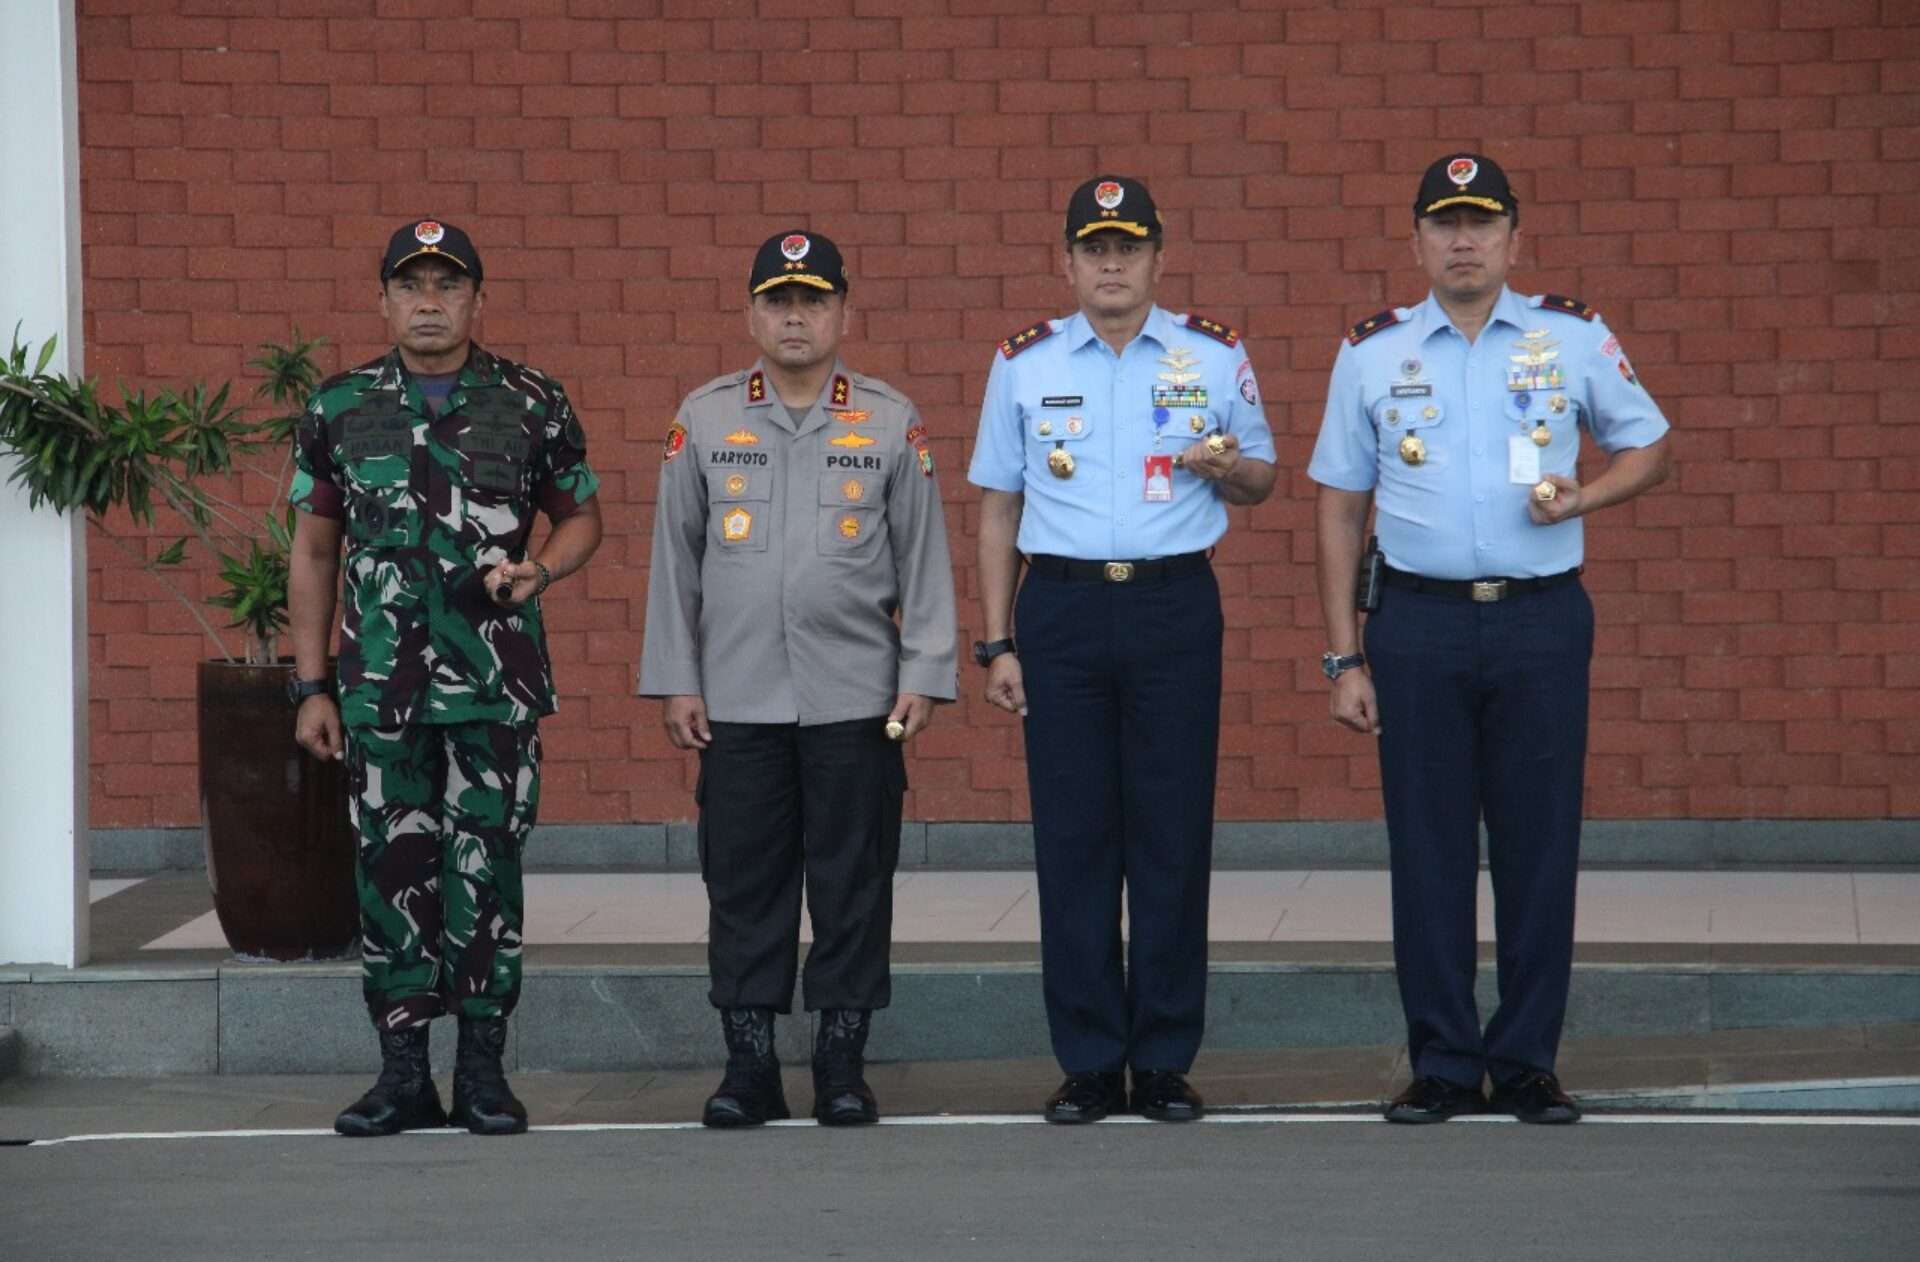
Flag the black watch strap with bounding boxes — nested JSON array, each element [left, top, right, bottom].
[[287, 676, 330, 705], [972, 638, 1017, 667]]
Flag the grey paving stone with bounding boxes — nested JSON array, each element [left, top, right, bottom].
[[665, 821, 699, 870], [870, 969, 1050, 1061], [218, 967, 501, 1075], [513, 970, 808, 1072], [1560, 969, 1713, 1039], [1712, 971, 1920, 1030], [1206, 968, 1405, 1048], [526, 824, 667, 869], [925, 822, 1033, 867], [13, 978, 217, 1075]]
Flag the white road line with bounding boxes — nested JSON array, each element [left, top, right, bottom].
[[24, 1110, 1920, 1146]]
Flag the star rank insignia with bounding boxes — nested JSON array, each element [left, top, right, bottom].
[[999, 321, 1054, 359], [831, 375, 851, 407], [1347, 309, 1403, 346], [1539, 293, 1598, 321], [1184, 315, 1240, 348], [747, 371, 766, 403]]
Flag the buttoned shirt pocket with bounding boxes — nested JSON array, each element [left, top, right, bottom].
[[1029, 413, 1094, 444], [1375, 398, 1444, 435], [335, 405, 420, 550], [458, 399, 535, 497], [818, 470, 884, 558], [708, 465, 771, 553]]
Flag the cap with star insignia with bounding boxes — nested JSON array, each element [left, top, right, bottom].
[[1347, 309, 1403, 346], [1414, 152, 1518, 222], [381, 218, 483, 283], [999, 321, 1054, 360], [1065, 175, 1163, 242], [749, 230, 848, 296]]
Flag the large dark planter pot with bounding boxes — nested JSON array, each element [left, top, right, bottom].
[[198, 660, 357, 961]]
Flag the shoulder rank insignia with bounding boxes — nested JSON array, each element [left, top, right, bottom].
[[831, 374, 851, 407], [746, 371, 767, 403], [1347, 309, 1401, 346], [999, 321, 1053, 359], [1185, 315, 1240, 348], [1539, 294, 1598, 321]]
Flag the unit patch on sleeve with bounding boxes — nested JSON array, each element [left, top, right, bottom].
[[663, 420, 688, 463]]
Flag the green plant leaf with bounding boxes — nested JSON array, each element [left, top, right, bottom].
[[33, 335, 57, 377]]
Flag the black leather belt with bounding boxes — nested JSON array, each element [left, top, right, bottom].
[[1381, 564, 1582, 603], [1026, 551, 1210, 584]]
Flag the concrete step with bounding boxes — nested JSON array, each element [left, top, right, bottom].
[[0, 1025, 18, 1081], [90, 818, 1920, 874], [6, 945, 1919, 1077]]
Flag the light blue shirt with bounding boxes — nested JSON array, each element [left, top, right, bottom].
[[968, 306, 1276, 560], [1308, 287, 1670, 580]]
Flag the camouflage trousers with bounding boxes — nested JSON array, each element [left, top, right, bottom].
[[344, 720, 542, 1031]]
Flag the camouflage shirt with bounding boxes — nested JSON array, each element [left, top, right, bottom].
[[291, 345, 599, 730]]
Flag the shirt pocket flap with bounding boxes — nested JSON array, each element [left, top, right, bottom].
[[1376, 399, 1444, 431], [1030, 413, 1093, 442]]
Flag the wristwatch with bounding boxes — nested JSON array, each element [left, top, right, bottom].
[[287, 676, 330, 705], [972, 638, 1017, 667], [1321, 652, 1366, 682]]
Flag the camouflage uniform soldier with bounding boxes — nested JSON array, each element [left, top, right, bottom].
[[289, 220, 603, 1137], [639, 231, 958, 1127]]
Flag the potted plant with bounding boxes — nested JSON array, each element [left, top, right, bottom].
[[0, 328, 358, 961]]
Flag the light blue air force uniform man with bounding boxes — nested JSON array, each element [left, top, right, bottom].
[[1310, 153, 1672, 1127], [969, 175, 1277, 1126]]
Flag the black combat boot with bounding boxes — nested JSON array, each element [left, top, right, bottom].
[[703, 1008, 790, 1128], [448, 1016, 528, 1136], [811, 1008, 879, 1126], [334, 1024, 447, 1137]]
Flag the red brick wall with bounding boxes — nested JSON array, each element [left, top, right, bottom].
[[73, 0, 1919, 828]]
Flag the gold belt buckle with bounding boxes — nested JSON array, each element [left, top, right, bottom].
[[1104, 561, 1135, 583], [1471, 580, 1506, 603]]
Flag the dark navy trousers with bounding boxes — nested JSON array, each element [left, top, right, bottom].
[[1016, 564, 1222, 1075], [1364, 578, 1594, 1090]]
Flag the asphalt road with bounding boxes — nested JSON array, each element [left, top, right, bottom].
[[4, 1116, 1917, 1261]]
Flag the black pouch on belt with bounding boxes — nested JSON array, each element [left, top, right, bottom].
[[1356, 534, 1383, 613]]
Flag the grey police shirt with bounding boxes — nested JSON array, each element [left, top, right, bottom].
[[638, 360, 959, 724]]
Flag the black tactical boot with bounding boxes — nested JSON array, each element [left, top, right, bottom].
[[811, 1008, 879, 1126], [703, 1008, 790, 1128], [334, 1024, 447, 1137], [448, 1016, 528, 1136]]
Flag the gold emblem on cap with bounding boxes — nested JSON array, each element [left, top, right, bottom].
[[1047, 447, 1076, 479], [1399, 435, 1427, 466]]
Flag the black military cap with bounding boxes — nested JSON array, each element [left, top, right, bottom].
[[380, 218, 484, 284], [1414, 153, 1518, 220], [749, 230, 849, 296], [1064, 175, 1163, 243]]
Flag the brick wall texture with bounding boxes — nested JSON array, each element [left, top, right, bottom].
[[72, 0, 1920, 828]]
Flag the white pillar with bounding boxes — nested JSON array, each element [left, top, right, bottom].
[[0, 0, 88, 967]]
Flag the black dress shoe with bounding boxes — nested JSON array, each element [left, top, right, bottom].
[[1043, 1071, 1125, 1124], [1490, 1071, 1581, 1124], [1383, 1075, 1487, 1124], [1131, 1070, 1204, 1122]]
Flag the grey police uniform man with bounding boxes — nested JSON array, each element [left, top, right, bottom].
[[1309, 154, 1672, 1125], [639, 230, 958, 1128]]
